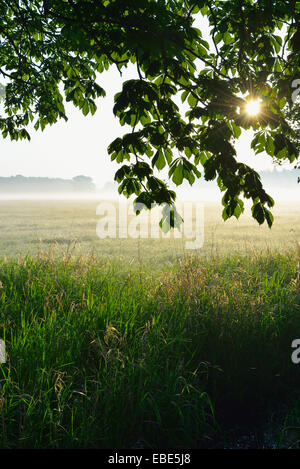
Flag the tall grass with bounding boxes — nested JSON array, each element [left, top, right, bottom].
[[0, 249, 299, 448]]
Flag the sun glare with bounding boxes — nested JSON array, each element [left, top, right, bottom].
[[246, 99, 261, 116]]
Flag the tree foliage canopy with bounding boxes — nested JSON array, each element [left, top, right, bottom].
[[0, 0, 299, 226]]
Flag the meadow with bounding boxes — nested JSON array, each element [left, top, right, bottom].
[[0, 199, 299, 261], [0, 199, 299, 448]]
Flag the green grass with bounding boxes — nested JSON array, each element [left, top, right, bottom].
[[0, 200, 299, 262], [0, 199, 299, 448], [0, 248, 299, 448]]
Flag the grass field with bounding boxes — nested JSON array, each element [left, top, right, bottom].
[[0, 199, 299, 261], [0, 199, 299, 448]]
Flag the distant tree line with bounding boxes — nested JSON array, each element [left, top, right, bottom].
[[0, 175, 95, 193]]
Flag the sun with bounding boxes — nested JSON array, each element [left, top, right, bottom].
[[246, 99, 261, 116]]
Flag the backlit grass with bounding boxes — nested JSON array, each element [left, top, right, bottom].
[[0, 248, 299, 448]]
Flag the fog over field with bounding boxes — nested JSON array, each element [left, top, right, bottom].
[[0, 168, 298, 202]]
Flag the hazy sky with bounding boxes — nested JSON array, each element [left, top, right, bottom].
[[0, 15, 293, 188]]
